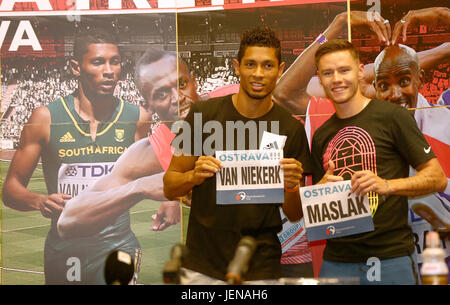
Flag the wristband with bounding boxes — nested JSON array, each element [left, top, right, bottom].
[[385, 180, 390, 195], [316, 34, 328, 45], [285, 184, 299, 193]]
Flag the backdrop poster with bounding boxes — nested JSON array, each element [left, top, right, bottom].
[[0, 11, 180, 285], [177, 0, 449, 279]]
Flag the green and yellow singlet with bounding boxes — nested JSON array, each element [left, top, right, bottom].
[[43, 94, 141, 285]]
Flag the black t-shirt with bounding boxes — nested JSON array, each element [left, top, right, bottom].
[[178, 94, 312, 280], [311, 99, 435, 262]]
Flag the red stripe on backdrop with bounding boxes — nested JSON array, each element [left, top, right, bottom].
[[3, 0, 350, 12], [424, 134, 450, 178], [309, 241, 326, 278], [281, 227, 304, 248], [223, 0, 348, 10]]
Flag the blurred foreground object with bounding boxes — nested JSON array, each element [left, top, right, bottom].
[[104, 250, 135, 285], [421, 231, 448, 285]]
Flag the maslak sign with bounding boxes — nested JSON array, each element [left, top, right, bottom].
[[300, 180, 374, 241]]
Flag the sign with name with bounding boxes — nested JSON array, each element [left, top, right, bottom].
[[215, 149, 284, 204], [299, 181, 374, 241]]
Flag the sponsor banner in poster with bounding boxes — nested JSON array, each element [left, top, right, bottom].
[[278, 209, 306, 254], [215, 149, 284, 204], [58, 162, 115, 196], [300, 180, 374, 241]]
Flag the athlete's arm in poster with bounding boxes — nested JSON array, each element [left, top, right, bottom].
[[135, 105, 152, 141], [273, 10, 390, 115], [57, 138, 174, 238], [276, 8, 449, 104], [2, 107, 71, 218], [151, 200, 182, 231], [391, 7, 450, 45]]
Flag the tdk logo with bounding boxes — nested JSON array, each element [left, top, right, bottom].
[[71, 164, 114, 177]]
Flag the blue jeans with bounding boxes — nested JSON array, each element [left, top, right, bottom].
[[320, 254, 421, 285]]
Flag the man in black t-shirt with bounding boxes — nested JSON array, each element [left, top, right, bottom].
[[163, 27, 312, 283], [311, 39, 447, 284]]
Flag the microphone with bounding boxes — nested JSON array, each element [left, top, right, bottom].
[[226, 236, 257, 285], [162, 243, 187, 284], [104, 250, 135, 285]]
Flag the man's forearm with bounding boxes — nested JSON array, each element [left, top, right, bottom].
[[282, 177, 306, 222], [163, 170, 197, 201], [388, 159, 447, 197], [282, 190, 303, 222]]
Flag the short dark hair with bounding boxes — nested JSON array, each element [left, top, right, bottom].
[[237, 26, 281, 64], [134, 48, 177, 92], [73, 28, 117, 62], [314, 39, 359, 68]]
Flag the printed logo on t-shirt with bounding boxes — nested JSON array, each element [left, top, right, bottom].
[[323, 126, 379, 216]]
